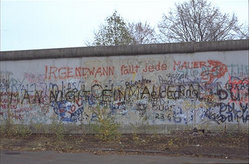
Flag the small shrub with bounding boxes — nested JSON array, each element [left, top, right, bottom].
[[92, 105, 120, 142], [167, 138, 174, 147], [16, 124, 32, 137], [1, 120, 32, 137], [0, 124, 5, 136], [50, 119, 65, 141], [130, 123, 141, 144], [33, 123, 44, 133], [132, 132, 140, 144]]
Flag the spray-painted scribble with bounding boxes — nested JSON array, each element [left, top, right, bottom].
[[0, 51, 248, 126]]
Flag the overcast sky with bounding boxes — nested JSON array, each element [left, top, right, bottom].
[[1, 0, 248, 51]]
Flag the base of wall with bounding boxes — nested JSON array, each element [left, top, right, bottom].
[[1, 123, 248, 135]]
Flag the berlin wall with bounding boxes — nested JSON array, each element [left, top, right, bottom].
[[0, 40, 248, 133]]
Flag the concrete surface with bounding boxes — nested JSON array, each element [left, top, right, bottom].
[[0, 39, 248, 61], [0, 151, 248, 164], [0, 40, 248, 134]]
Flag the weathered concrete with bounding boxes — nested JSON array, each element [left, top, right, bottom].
[[0, 40, 248, 134], [0, 39, 248, 61]]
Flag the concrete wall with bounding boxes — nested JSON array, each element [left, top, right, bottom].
[[0, 40, 248, 133]]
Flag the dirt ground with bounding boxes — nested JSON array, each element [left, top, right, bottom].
[[0, 131, 248, 160]]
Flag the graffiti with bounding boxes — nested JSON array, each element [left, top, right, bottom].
[[1, 78, 248, 124], [0, 55, 248, 126], [158, 73, 189, 84], [45, 65, 115, 80], [226, 76, 249, 104], [200, 60, 228, 83], [120, 64, 140, 75], [174, 60, 228, 83], [51, 100, 84, 122], [142, 62, 167, 72], [227, 64, 249, 77], [173, 60, 210, 70], [24, 73, 45, 83], [204, 102, 249, 124], [0, 71, 12, 91]]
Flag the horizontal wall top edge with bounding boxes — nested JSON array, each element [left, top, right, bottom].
[[0, 39, 248, 61]]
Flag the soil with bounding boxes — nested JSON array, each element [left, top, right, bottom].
[[0, 131, 248, 160]]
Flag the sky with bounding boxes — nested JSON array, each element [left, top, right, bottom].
[[0, 0, 248, 51]]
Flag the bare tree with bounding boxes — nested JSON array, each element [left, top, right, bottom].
[[128, 22, 157, 44], [234, 24, 249, 39], [158, 0, 247, 42]]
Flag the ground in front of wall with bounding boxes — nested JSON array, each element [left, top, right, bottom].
[[0, 131, 248, 163]]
